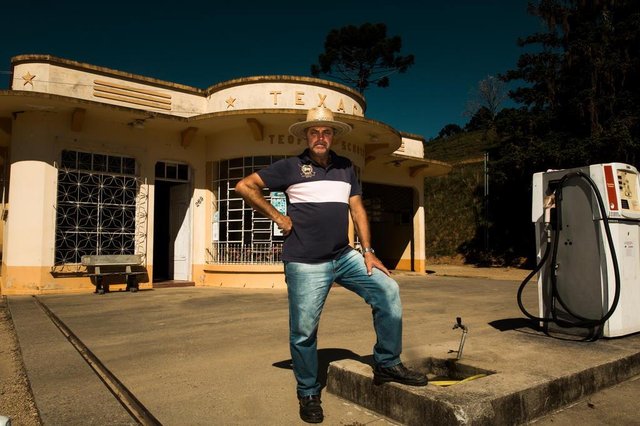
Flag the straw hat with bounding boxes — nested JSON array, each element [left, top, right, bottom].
[[289, 107, 352, 139]]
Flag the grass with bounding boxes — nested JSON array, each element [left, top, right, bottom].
[[423, 130, 499, 164]]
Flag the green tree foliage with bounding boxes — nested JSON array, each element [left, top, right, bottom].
[[465, 107, 494, 132], [427, 1, 640, 265], [465, 76, 507, 129], [487, 0, 640, 264], [310, 23, 415, 93], [425, 163, 485, 258], [501, 0, 640, 166], [438, 123, 463, 139]]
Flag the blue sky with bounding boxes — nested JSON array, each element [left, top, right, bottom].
[[1, 0, 542, 139]]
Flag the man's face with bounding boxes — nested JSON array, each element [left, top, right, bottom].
[[306, 126, 334, 156]]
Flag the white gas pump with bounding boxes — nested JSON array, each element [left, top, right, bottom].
[[520, 163, 640, 338]]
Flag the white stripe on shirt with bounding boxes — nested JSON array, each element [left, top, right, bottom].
[[286, 180, 352, 204]]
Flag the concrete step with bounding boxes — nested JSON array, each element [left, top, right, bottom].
[[327, 352, 640, 425]]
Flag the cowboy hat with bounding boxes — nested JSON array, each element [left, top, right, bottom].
[[289, 107, 352, 139]]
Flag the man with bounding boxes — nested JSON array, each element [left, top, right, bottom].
[[235, 107, 427, 424]]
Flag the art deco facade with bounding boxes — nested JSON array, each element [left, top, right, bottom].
[[0, 55, 450, 295]]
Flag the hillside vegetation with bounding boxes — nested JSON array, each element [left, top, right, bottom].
[[423, 130, 495, 164], [423, 1, 640, 266]]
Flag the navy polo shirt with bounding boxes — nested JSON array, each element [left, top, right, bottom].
[[257, 149, 361, 263]]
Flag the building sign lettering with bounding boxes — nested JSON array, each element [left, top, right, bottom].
[[268, 134, 301, 145], [263, 89, 360, 115], [269, 90, 282, 105], [341, 141, 365, 157], [264, 134, 365, 158]]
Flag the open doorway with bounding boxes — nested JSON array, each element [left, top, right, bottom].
[[153, 162, 192, 283], [362, 183, 415, 271]]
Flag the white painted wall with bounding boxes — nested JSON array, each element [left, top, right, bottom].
[[207, 81, 365, 116]]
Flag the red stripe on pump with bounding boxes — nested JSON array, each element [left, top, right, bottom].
[[604, 165, 618, 211]]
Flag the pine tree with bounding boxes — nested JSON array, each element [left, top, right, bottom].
[[310, 23, 415, 93], [502, 0, 640, 165], [480, 0, 640, 264]]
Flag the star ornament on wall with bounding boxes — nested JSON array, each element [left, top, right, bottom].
[[22, 72, 36, 86], [225, 96, 236, 109]]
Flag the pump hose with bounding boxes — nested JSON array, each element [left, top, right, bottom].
[[516, 240, 551, 321], [517, 171, 622, 330]]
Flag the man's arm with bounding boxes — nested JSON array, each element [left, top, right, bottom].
[[235, 173, 292, 236], [349, 194, 390, 276]]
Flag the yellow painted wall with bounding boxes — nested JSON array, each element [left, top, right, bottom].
[[362, 165, 427, 272], [1, 263, 152, 295], [195, 264, 286, 289], [1, 58, 432, 294], [0, 107, 427, 294], [1, 108, 212, 294]]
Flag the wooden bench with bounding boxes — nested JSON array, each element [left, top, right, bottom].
[[81, 254, 146, 294]]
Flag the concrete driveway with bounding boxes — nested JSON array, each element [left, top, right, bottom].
[[7, 269, 640, 425]]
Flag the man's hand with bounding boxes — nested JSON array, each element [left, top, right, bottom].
[[235, 173, 293, 236], [275, 215, 293, 236], [364, 251, 391, 276]]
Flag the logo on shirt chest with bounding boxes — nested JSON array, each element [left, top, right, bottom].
[[300, 164, 316, 178]]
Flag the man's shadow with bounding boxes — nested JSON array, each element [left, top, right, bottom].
[[273, 348, 374, 389]]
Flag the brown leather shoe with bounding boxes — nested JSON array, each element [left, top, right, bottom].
[[373, 362, 428, 386], [298, 394, 323, 423]]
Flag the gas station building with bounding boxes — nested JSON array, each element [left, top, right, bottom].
[[0, 54, 451, 295]]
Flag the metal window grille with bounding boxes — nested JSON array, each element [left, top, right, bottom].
[[209, 157, 362, 264], [210, 156, 285, 264], [54, 150, 148, 266]]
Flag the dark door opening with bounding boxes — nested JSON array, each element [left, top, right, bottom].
[[362, 183, 415, 271], [153, 180, 191, 282]]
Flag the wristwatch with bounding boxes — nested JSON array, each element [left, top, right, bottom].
[[363, 247, 375, 254]]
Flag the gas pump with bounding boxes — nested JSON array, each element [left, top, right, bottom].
[[519, 163, 640, 338]]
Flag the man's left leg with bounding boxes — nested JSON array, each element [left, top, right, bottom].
[[334, 250, 428, 386], [284, 260, 334, 423]]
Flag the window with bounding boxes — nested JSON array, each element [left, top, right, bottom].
[[55, 150, 141, 265], [155, 161, 190, 181], [210, 156, 361, 264], [211, 156, 285, 264]]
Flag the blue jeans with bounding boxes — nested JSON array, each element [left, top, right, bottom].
[[284, 249, 403, 397]]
